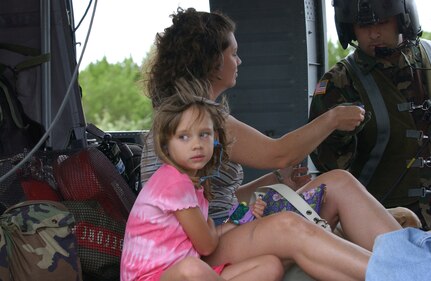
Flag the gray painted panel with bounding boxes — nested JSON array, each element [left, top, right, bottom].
[[210, 0, 326, 182]]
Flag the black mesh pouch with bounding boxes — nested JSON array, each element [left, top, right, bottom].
[[62, 200, 125, 281]]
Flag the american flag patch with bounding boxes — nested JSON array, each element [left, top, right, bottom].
[[314, 80, 328, 95]]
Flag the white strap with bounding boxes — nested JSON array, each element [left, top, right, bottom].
[[256, 184, 330, 231]]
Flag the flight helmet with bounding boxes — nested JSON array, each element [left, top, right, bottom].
[[333, 0, 422, 49]]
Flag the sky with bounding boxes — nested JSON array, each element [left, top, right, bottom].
[[73, 0, 431, 69]]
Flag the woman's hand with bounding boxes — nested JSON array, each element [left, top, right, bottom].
[[278, 165, 311, 191], [328, 104, 366, 132], [250, 198, 267, 219]]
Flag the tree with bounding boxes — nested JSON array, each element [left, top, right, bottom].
[[79, 57, 153, 131], [327, 39, 353, 68], [422, 31, 431, 40]]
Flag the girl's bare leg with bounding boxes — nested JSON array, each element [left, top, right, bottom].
[[298, 169, 401, 250], [203, 212, 370, 281], [161, 255, 283, 281], [220, 255, 284, 281], [161, 257, 223, 281]]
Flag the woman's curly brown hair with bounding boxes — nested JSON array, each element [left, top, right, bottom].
[[147, 7, 236, 108]]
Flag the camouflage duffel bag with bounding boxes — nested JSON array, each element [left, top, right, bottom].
[[0, 200, 82, 281]]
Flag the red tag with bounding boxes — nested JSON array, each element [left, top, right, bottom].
[[73, 221, 123, 257]]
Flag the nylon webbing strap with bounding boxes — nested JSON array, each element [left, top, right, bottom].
[[418, 40, 431, 101], [421, 39, 431, 60], [0, 78, 26, 129], [256, 184, 330, 231], [420, 40, 431, 81], [344, 54, 390, 187], [0, 42, 50, 72]]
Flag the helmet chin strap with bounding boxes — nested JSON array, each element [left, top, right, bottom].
[[375, 39, 419, 58]]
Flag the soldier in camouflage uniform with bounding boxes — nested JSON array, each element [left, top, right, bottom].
[[309, 0, 431, 229]]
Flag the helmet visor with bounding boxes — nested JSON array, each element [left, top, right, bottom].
[[335, 0, 406, 25]]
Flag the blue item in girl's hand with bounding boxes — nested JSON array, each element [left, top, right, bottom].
[[226, 202, 255, 225]]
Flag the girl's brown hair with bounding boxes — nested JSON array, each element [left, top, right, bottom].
[[151, 78, 229, 199]]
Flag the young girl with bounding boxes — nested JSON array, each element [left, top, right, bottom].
[[120, 79, 283, 281]]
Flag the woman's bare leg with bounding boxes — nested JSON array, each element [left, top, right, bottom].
[[203, 212, 370, 281], [298, 169, 401, 250]]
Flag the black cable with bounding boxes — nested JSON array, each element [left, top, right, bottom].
[[73, 0, 93, 32], [0, 0, 98, 183], [380, 136, 430, 204]]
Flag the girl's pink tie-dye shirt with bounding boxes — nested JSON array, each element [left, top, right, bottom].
[[120, 164, 208, 281]]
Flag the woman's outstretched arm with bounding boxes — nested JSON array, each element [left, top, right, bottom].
[[227, 104, 365, 169]]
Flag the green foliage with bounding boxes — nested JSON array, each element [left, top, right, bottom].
[[79, 57, 153, 131], [422, 31, 431, 40], [327, 39, 353, 68]]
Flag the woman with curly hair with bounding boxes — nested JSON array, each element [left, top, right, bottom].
[[140, 7, 401, 281]]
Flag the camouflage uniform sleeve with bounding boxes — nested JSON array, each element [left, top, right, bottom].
[[308, 62, 360, 172]]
